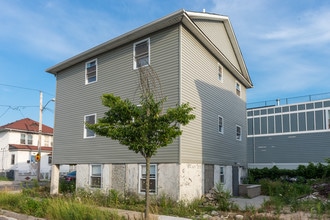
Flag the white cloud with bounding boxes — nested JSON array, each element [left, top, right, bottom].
[[210, 0, 330, 102]]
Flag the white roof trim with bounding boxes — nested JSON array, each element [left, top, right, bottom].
[[46, 9, 252, 88]]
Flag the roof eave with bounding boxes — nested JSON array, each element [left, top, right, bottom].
[[46, 9, 186, 74], [46, 9, 253, 89], [183, 12, 253, 88]]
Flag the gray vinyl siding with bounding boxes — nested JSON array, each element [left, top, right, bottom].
[[180, 26, 247, 165], [247, 132, 330, 163], [192, 20, 241, 71], [53, 25, 181, 164]]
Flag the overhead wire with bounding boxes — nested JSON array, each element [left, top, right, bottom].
[[0, 83, 54, 122]]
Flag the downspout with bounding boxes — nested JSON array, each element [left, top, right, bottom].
[[178, 23, 183, 200], [178, 21, 184, 162], [252, 113, 256, 163]]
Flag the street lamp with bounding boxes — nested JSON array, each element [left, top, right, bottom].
[[37, 91, 55, 181]]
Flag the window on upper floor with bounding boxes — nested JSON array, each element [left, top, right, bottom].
[[218, 115, 224, 134], [134, 38, 150, 69], [236, 125, 242, 141], [139, 164, 157, 193], [218, 64, 223, 82], [27, 134, 33, 145], [84, 114, 96, 138], [11, 154, 15, 165], [90, 164, 101, 188], [85, 59, 97, 84], [48, 156, 52, 164], [44, 136, 49, 147], [20, 134, 26, 144], [235, 82, 241, 97]]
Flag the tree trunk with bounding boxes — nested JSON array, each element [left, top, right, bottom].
[[145, 156, 151, 220]]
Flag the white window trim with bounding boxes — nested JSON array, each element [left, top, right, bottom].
[[235, 81, 241, 97], [218, 115, 224, 134], [84, 114, 96, 139], [27, 134, 33, 145], [218, 64, 223, 83], [219, 166, 225, 184], [139, 164, 157, 194], [20, 133, 26, 144], [85, 59, 98, 85], [90, 164, 102, 188], [236, 125, 242, 141], [326, 109, 330, 130], [133, 38, 150, 69]]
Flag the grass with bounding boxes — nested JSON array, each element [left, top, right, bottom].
[[0, 191, 125, 220], [258, 178, 330, 219], [0, 179, 329, 219]]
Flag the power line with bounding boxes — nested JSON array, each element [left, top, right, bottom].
[[0, 83, 54, 96], [0, 105, 40, 120]]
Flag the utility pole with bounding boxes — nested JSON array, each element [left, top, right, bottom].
[[37, 91, 43, 182]]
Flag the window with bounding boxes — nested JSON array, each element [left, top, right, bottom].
[[27, 134, 33, 145], [48, 156, 52, 164], [140, 164, 157, 193], [327, 110, 330, 129], [84, 114, 96, 138], [235, 82, 241, 96], [20, 134, 26, 144], [218, 116, 223, 134], [85, 59, 97, 84], [11, 155, 15, 165], [90, 164, 101, 188], [236, 125, 242, 141], [220, 166, 225, 184], [218, 64, 223, 82], [134, 38, 150, 69]]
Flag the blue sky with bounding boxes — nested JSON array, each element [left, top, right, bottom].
[[1, 0, 330, 127]]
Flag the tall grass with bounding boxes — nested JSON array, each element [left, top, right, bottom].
[[46, 198, 124, 220], [0, 191, 124, 219]]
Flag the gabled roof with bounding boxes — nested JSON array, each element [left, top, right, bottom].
[[0, 118, 53, 134], [46, 9, 252, 88], [9, 144, 52, 152]]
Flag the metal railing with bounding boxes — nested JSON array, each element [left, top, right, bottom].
[[247, 92, 330, 109]]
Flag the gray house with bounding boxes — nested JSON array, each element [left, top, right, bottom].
[[47, 9, 253, 200], [247, 98, 330, 169]]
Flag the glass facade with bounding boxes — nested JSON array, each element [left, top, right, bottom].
[[247, 100, 330, 136]]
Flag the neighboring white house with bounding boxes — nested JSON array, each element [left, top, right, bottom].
[[0, 118, 54, 181]]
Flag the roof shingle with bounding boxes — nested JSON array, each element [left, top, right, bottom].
[[0, 118, 53, 134]]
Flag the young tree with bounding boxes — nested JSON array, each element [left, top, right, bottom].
[[86, 67, 195, 219]]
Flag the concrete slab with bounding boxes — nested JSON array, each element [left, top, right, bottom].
[[230, 195, 270, 210]]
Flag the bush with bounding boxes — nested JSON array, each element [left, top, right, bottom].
[[248, 160, 330, 183], [214, 182, 235, 211], [59, 180, 76, 193]]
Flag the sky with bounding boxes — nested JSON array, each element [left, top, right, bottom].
[[1, 0, 330, 128]]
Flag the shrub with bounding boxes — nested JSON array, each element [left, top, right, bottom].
[[214, 182, 235, 211]]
